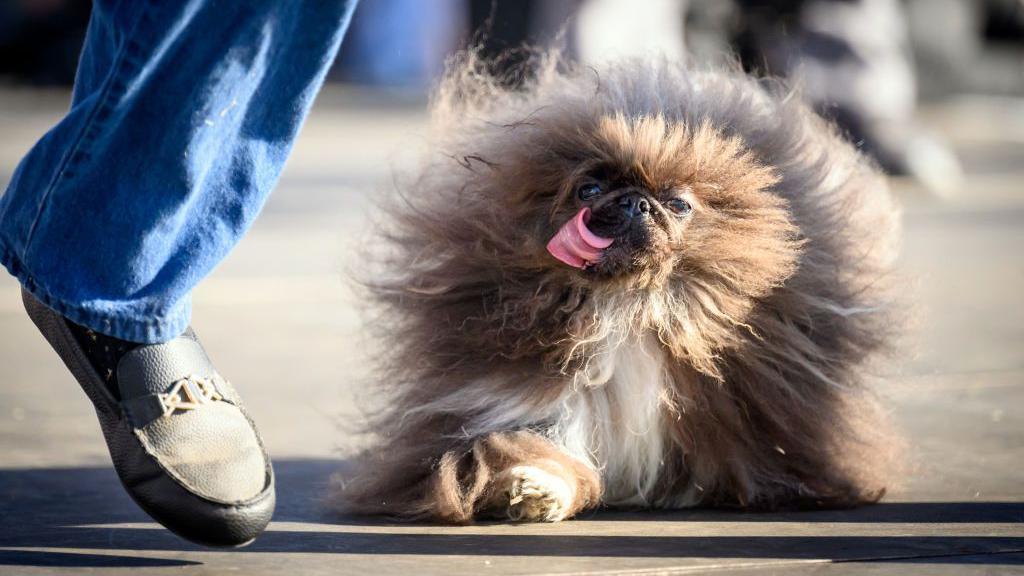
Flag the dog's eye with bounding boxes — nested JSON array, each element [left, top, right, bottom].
[[576, 183, 602, 201], [666, 198, 692, 215]]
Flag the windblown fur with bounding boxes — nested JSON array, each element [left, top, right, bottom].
[[333, 52, 902, 523]]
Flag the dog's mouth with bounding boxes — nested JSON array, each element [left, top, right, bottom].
[[546, 208, 615, 269], [546, 206, 662, 275]]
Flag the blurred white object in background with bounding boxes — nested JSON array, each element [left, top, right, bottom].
[[575, 0, 687, 64], [796, 0, 917, 129]]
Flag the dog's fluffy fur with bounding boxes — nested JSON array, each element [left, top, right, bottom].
[[333, 52, 902, 523]]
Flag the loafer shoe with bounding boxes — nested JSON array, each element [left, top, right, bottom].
[[23, 289, 275, 547]]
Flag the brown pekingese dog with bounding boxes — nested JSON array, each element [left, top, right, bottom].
[[333, 52, 902, 523]]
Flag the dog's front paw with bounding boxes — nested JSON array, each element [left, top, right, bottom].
[[500, 465, 573, 522]]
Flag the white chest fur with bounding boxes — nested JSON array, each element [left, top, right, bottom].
[[552, 334, 671, 505]]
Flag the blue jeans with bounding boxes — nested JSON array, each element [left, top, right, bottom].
[[0, 0, 358, 343]]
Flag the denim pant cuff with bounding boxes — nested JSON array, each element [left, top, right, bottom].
[[2, 241, 190, 343]]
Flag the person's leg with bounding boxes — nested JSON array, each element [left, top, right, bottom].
[[0, 0, 357, 343], [730, 0, 963, 196], [1, 0, 358, 547]]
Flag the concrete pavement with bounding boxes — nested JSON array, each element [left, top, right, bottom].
[[0, 87, 1022, 575]]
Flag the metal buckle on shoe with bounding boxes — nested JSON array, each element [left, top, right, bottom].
[[159, 374, 225, 417]]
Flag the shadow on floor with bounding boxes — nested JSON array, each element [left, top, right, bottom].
[[1, 459, 1022, 567], [2, 531, 1022, 567], [0, 550, 201, 568]]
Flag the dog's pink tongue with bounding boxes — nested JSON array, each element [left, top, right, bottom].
[[547, 208, 615, 269]]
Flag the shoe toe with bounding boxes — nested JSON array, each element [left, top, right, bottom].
[[129, 402, 275, 547], [129, 467, 275, 547], [138, 402, 268, 503]]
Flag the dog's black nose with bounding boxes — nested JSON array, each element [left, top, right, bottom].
[[617, 193, 651, 218]]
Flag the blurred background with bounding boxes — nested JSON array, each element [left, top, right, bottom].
[[0, 3, 1023, 572], [3, 0, 1023, 194]]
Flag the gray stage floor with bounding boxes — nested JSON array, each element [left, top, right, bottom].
[[1, 87, 1022, 575]]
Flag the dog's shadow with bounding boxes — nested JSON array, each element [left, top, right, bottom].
[[1, 459, 1021, 568]]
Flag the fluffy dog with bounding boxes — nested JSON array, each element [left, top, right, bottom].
[[334, 52, 902, 523]]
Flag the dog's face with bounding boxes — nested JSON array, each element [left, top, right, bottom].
[[560, 164, 695, 279], [528, 114, 800, 295]]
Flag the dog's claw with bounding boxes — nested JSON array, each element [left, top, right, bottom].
[[501, 465, 573, 522]]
